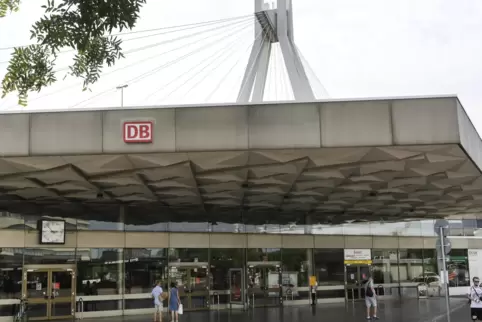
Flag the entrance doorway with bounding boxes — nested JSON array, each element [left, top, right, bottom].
[[22, 264, 76, 321], [345, 265, 371, 301], [228, 268, 244, 309], [246, 261, 281, 308], [168, 262, 209, 311]]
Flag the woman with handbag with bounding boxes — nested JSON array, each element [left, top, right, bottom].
[[168, 282, 181, 322]]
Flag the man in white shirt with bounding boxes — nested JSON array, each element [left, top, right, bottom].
[[151, 281, 163, 322], [469, 277, 482, 321], [365, 277, 379, 320]]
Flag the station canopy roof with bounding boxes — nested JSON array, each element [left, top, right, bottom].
[[0, 144, 480, 225], [0, 96, 481, 225]]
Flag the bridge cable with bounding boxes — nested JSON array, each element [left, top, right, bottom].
[[0, 14, 254, 52], [150, 23, 254, 103], [204, 26, 266, 102], [52, 16, 254, 73], [2, 17, 253, 109], [68, 19, 254, 109]]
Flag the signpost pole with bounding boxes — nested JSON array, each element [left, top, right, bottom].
[[439, 226, 451, 322]]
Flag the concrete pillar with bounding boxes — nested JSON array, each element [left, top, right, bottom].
[[304, 215, 314, 278]]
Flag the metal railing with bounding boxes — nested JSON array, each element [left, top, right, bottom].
[[284, 289, 294, 301]]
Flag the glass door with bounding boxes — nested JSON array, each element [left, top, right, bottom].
[[246, 262, 281, 307], [22, 265, 75, 320], [345, 265, 371, 301], [168, 263, 209, 311], [345, 265, 359, 300], [228, 268, 244, 308], [189, 265, 209, 310]]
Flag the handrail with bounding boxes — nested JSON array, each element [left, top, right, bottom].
[[77, 297, 84, 320], [285, 288, 294, 301]]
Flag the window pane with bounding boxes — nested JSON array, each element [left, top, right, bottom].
[[77, 249, 123, 295], [125, 248, 168, 293], [0, 248, 23, 299], [313, 249, 344, 299], [447, 249, 469, 287]]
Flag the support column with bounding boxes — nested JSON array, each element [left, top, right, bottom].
[[305, 215, 313, 278], [237, 0, 316, 103], [117, 206, 125, 310]]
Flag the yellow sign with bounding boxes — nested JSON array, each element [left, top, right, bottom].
[[344, 260, 372, 265], [309, 276, 317, 286]]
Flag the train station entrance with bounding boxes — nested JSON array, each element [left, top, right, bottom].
[[344, 249, 373, 301], [22, 264, 76, 320]]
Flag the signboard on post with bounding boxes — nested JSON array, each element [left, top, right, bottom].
[[436, 237, 452, 255], [123, 121, 153, 143], [344, 249, 372, 265], [434, 219, 449, 236], [469, 250, 482, 283]]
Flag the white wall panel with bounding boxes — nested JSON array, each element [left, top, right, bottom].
[[321, 101, 391, 147]]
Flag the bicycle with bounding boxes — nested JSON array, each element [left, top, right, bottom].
[[14, 298, 28, 322]]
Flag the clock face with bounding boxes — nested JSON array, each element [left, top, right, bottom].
[[40, 220, 65, 244]]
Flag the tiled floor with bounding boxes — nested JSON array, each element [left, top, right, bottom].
[[62, 298, 468, 322]]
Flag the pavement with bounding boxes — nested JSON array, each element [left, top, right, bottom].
[[60, 298, 470, 322]]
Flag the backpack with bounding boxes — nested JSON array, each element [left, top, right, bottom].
[[366, 283, 374, 297]]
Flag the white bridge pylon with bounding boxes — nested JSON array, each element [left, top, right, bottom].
[[237, 0, 315, 103]]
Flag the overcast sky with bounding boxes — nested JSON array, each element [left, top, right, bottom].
[[0, 0, 482, 131]]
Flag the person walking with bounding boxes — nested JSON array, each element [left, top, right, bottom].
[[168, 282, 181, 322], [364, 277, 379, 320], [468, 276, 482, 321], [151, 281, 163, 322]]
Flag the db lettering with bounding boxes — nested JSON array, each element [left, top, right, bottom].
[[123, 122, 153, 143]]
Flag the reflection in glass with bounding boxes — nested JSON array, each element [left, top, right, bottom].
[[210, 222, 244, 233], [124, 248, 167, 294], [246, 249, 282, 307], [77, 249, 122, 296], [313, 249, 345, 299], [281, 249, 310, 300], [168, 222, 209, 232], [0, 213, 24, 230], [169, 248, 208, 263], [25, 271, 48, 299], [372, 250, 397, 284], [23, 248, 77, 265], [446, 249, 470, 287], [210, 249, 244, 291], [124, 222, 168, 232], [314, 249, 344, 286], [247, 263, 281, 307], [123, 248, 169, 311], [168, 248, 209, 310], [0, 248, 23, 299], [398, 249, 424, 282]]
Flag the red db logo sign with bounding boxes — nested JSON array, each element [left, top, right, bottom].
[[123, 121, 153, 143]]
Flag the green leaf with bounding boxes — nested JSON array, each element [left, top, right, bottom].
[[1, 0, 147, 105]]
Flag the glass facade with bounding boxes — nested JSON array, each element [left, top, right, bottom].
[[2, 211, 482, 237], [0, 211, 479, 319]]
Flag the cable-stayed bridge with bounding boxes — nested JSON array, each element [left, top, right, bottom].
[[0, 0, 328, 111]]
